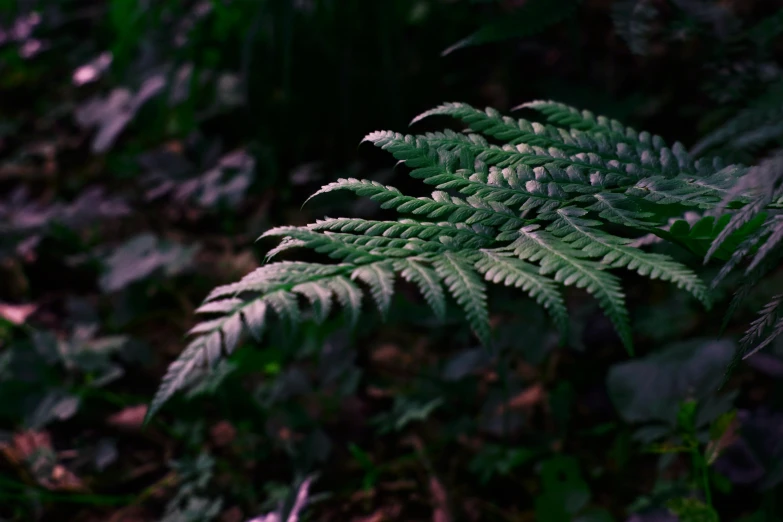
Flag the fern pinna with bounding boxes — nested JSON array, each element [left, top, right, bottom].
[[148, 101, 749, 419]]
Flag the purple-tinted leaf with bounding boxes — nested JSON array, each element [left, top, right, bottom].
[[715, 409, 783, 488], [99, 234, 198, 292], [607, 339, 735, 424], [744, 353, 783, 377], [74, 75, 166, 153], [141, 144, 255, 208], [72, 52, 113, 86], [713, 438, 765, 484]]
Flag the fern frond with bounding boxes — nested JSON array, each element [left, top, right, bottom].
[[206, 262, 344, 300], [509, 224, 633, 352], [698, 146, 783, 376], [148, 339, 207, 421], [264, 290, 300, 331], [412, 102, 573, 147], [241, 299, 268, 341], [705, 153, 783, 264], [586, 192, 661, 228], [413, 102, 698, 182], [707, 151, 783, 279], [218, 314, 243, 363], [474, 250, 568, 333], [352, 263, 395, 320], [705, 201, 767, 265], [395, 258, 447, 320], [263, 227, 389, 263], [307, 177, 525, 231], [746, 214, 783, 273], [309, 218, 494, 247], [717, 243, 783, 336], [692, 81, 783, 158], [433, 251, 491, 346], [517, 100, 663, 150], [739, 295, 783, 352], [195, 298, 244, 314], [748, 317, 783, 359], [305, 177, 404, 205], [550, 207, 711, 307], [149, 100, 742, 417], [292, 282, 333, 324], [441, 0, 581, 56], [628, 176, 723, 208], [742, 317, 783, 359], [327, 276, 364, 327], [723, 293, 783, 383]]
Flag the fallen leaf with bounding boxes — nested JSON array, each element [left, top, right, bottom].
[[0, 430, 52, 465], [210, 420, 237, 448], [107, 405, 148, 430], [0, 431, 87, 492], [429, 476, 451, 522], [49, 463, 86, 491], [0, 302, 37, 324], [496, 383, 546, 416]]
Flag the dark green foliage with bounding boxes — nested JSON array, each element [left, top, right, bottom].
[[4, 1, 783, 521], [149, 101, 749, 418], [706, 150, 783, 365], [693, 81, 783, 161], [442, 0, 582, 56]]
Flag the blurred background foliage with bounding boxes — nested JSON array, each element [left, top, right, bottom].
[[0, 0, 782, 521]]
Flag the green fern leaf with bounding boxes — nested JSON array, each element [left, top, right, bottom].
[[518, 100, 648, 143], [220, 314, 243, 361], [395, 258, 447, 320], [148, 100, 744, 418], [292, 282, 333, 324], [586, 192, 661, 228], [327, 276, 364, 328], [433, 252, 491, 345], [309, 217, 494, 250], [415, 100, 700, 184], [263, 227, 387, 264], [509, 224, 633, 352], [187, 317, 227, 336], [146, 339, 206, 422], [203, 331, 223, 372], [628, 176, 722, 208], [352, 263, 395, 320], [195, 298, 244, 314], [550, 207, 711, 307], [474, 250, 568, 333], [265, 290, 300, 332], [441, 0, 581, 56], [241, 299, 269, 341]]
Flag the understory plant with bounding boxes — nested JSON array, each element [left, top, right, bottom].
[[149, 99, 780, 420]]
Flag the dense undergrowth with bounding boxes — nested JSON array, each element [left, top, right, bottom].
[[1, 1, 783, 521]]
